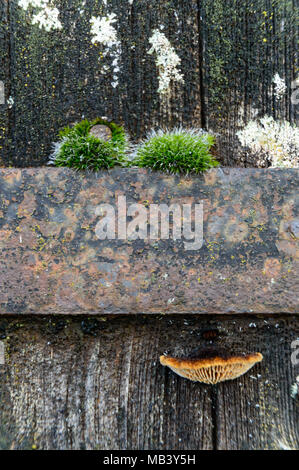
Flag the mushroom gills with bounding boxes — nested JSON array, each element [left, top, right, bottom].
[[160, 352, 263, 384]]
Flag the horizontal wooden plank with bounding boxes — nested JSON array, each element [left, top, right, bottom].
[[0, 315, 298, 449], [0, 167, 298, 314]]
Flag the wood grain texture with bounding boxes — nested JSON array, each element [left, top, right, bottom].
[[0, 315, 298, 450], [0, 1, 10, 166], [1, 168, 298, 315], [215, 318, 299, 449], [1, 1, 298, 166], [200, 0, 299, 166], [3, 0, 201, 166]]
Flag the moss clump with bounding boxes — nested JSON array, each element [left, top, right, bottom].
[[49, 118, 128, 171], [134, 128, 219, 174]]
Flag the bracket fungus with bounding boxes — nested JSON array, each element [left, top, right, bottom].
[[160, 352, 263, 384]]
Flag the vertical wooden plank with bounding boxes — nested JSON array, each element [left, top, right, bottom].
[[116, 0, 202, 138], [5, 0, 201, 167], [2, 1, 298, 166], [125, 322, 213, 449], [10, 0, 114, 167], [0, 1, 10, 166], [200, 0, 298, 166], [216, 318, 299, 450]]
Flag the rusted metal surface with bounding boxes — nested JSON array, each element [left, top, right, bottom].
[[0, 167, 298, 314]]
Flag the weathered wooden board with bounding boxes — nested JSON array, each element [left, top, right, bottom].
[[200, 0, 299, 166], [0, 1, 298, 166], [215, 318, 299, 450], [0, 315, 298, 450], [1, 0, 201, 166], [0, 1, 10, 166], [0, 168, 298, 315]]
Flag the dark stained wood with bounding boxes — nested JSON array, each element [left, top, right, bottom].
[[3, 0, 201, 166], [0, 315, 298, 450], [200, 0, 298, 166], [0, 1, 10, 166]]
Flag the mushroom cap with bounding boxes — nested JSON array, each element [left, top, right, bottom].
[[160, 352, 263, 384]]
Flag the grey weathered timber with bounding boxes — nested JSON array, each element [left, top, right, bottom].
[[0, 167, 298, 315], [0, 315, 298, 450]]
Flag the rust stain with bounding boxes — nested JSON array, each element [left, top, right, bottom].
[[263, 258, 281, 278]]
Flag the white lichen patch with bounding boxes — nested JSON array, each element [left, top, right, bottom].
[[19, 0, 46, 8], [18, 0, 62, 32], [237, 116, 299, 168], [7, 96, 14, 109], [273, 73, 287, 100], [90, 13, 121, 88], [148, 29, 184, 96], [291, 376, 299, 399], [90, 13, 118, 48]]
